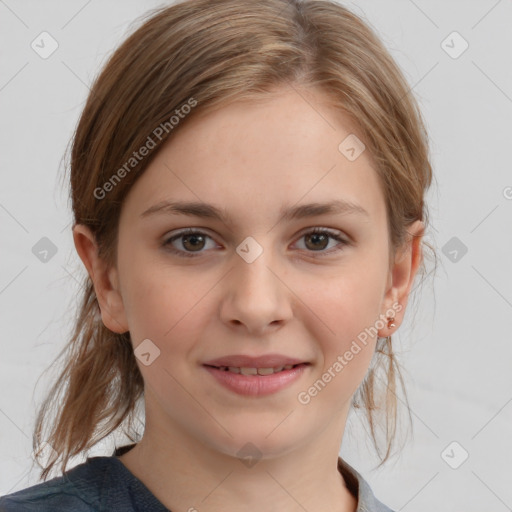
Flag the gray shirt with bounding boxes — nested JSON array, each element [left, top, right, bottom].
[[0, 444, 395, 511]]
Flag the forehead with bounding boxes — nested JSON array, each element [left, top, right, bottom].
[[122, 86, 387, 227]]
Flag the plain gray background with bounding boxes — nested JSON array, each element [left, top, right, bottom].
[[1, 0, 511, 510]]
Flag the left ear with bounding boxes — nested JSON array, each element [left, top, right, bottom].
[[379, 219, 425, 337]]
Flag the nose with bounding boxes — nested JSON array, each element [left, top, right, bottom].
[[219, 248, 293, 336]]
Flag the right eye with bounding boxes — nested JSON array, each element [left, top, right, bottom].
[[163, 228, 220, 258]]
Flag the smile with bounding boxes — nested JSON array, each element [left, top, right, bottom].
[[208, 363, 301, 375], [203, 363, 310, 396]]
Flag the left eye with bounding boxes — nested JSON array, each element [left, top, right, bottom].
[[295, 228, 348, 253], [163, 228, 349, 258]]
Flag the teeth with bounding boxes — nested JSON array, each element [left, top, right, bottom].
[[240, 367, 258, 375], [257, 367, 275, 376], [217, 364, 298, 375]]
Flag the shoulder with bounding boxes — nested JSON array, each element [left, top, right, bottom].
[[0, 451, 169, 512], [0, 457, 113, 512], [337, 457, 396, 512]]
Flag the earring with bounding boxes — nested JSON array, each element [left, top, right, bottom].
[[387, 316, 396, 329]]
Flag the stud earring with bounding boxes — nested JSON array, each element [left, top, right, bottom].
[[386, 316, 396, 329]]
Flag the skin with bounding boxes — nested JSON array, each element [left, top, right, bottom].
[[73, 85, 424, 512]]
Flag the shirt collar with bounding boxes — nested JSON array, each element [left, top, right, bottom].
[[337, 456, 394, 512]]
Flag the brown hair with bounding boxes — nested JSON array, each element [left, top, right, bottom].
[[34, 0, 436, 480]]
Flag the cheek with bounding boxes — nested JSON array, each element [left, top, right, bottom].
[[303, 265, 384, 334], [300, 285, 379, 406], [295, 262, 385, 381], [117, 244, 201, 333]]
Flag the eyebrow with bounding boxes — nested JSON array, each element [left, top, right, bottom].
[[139, 199, 369, 224]]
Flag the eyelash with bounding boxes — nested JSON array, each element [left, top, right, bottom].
[[162, 227, 349, 259]]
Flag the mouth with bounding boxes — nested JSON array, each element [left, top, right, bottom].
[[202, 361, 311, 396], [203, 362, 309, 376]]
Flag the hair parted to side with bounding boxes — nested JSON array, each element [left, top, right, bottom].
[[34, 0, 437, 480]]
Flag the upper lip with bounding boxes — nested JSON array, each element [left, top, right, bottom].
[[203, 354, 309, 368]]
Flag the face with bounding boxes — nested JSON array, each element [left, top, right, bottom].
[[75, 85, 422, 461]]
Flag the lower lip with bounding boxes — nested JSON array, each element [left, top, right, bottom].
[[203, 364, 309, 396]]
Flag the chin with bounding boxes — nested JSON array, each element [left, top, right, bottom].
[[204, 428, 306, 464]]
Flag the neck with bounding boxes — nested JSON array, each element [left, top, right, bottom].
[[118, 417, 358, 512]]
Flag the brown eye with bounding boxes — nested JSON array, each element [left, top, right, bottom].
[[163, 229, 217, 258], [295, 228, 349, 255], [304, 232, 330, 251], [181, 233, 206, 251]]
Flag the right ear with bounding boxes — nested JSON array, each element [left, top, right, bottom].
[[72, 224, 129, 334]]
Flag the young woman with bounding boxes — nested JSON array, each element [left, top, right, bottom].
[[0, 0, 435, 510]]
